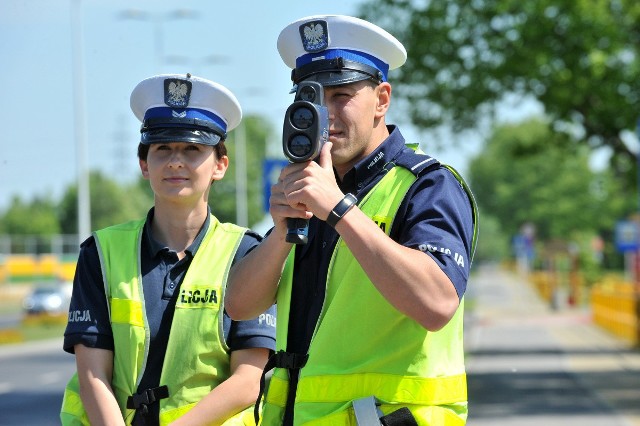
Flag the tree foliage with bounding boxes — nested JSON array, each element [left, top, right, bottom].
[[468, 118, 632, 243], [57, 170, 153, 234], [209, 114, 272, 227], [359, 0, 640, 183], [1, 114, 274, 240], [1, 195, 60, 235]]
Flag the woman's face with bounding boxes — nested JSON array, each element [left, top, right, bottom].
[[140, 142, 227, 204]]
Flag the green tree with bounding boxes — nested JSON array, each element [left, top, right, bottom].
[[58, 171, 153, 234], [359, 0, 640, 184], [1, 195, 60, 235], [210, 114, 273, 227], [472, 208, 511, 263], [1, 114, 274, 242], [468, 118, 631, 243]]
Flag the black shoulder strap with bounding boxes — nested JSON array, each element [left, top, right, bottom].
[[392, 144, 442, 177], [254, 350, 309, 424]]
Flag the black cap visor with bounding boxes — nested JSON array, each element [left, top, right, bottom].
[[140, 117, 226, 146], [292, 57, 383, 88], [141, 128, 223, 145]]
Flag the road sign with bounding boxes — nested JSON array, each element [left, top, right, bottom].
[[262, 158, 289, 212], [615, 220, 640, 252]]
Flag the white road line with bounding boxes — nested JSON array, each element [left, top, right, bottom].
[[41, 371, 62, 385], [0, 382, 14, 395]]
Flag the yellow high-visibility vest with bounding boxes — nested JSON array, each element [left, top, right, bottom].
[[61, 215, 254, 425], [263, 160, 475, 425]]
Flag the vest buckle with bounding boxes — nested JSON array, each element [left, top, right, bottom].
[[126, 385, 169, 410]]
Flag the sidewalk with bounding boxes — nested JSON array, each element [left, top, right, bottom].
[[464, 263, 640, 426]]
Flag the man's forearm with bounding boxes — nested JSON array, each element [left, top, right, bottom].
[[225, 231, 291, 320]]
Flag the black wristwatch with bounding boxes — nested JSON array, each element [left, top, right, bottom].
[[326, 193, 358, 228]]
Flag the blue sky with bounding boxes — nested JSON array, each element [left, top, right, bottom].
[[0, 0, 527, 212]]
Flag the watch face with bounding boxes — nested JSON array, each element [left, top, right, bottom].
[[327, 193, 357, 227]]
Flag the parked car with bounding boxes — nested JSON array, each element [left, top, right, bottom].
[[22, 282, 72, 316]]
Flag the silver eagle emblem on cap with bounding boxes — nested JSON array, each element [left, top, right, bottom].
[[164, 78, 192, 108], [300, 20, 328, 53]]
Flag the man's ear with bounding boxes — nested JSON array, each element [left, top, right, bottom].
[[211, 155, 229, 182], [375, 82, 391, 118]]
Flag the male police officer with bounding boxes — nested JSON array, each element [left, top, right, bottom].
[[225, 15, 477, 425]]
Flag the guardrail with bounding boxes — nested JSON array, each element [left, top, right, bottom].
[[528, 269, 639, 346], [0, 254, 76, 283], [590, 277, 639, 346]]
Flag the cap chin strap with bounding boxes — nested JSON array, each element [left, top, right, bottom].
[[291, 57, 384, 85]]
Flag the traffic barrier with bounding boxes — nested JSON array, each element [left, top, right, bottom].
[[0, 329, 23, 344], [590, 276, 639, 346], [530, 271, 554, 303], [22, 312, 68, 326], [0, 255, 76, 283], [529, 269, 584, 309]]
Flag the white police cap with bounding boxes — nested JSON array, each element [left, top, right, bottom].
[[277, 15, 407, 88], [130, 73, 242, 146]]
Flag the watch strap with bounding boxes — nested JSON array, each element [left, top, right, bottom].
[[326, 193, 358, 227]]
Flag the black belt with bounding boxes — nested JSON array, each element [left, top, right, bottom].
[[126, 385, 169, 415]]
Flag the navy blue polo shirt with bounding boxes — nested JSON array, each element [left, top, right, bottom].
[[64, 208, 276, 415], [286, 124, 475, 354]]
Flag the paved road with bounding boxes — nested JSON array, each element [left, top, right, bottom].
[[2, 264, 639, 425], [0, 338, 75, 425], [465, 263, 640, 426]]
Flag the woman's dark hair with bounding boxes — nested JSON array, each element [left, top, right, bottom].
[[137, 141, 227, 161]]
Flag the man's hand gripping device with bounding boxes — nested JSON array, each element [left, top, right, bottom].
[[282, 81, 329, 244]]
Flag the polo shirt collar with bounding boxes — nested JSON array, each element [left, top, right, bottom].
[[144, 207, 211, 258], [338, 125, 406, 194]]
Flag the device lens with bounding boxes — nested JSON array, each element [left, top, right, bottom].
[[291, 107, 314, 129], [289, 134, 312, 158]]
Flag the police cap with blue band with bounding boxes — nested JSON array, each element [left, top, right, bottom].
[[277, 15, 407, 89], [130, 73, 242, 146]]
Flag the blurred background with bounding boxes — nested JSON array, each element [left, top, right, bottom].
[[1, 0, 639, 425]]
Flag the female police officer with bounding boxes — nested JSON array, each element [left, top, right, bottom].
[[61, 74, 276, 425], [225, 15, 477, 425]]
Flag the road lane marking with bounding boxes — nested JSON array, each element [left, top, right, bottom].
[[0, 382, 14, 395]]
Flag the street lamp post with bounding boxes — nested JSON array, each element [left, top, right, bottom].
[[232, 88, 271, 228], [71, 0, 91, 245], [235, 120, 248, 227]]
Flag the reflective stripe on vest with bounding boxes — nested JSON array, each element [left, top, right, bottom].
[[267, 371, 466, 405]]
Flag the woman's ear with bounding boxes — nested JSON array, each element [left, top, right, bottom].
[[139, 158, 150, 179], [211, 155, 229, 182]]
